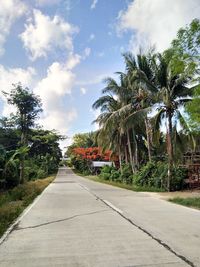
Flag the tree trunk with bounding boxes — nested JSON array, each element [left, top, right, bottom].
[[124, 135, 128, 164], [19, 131, 25, 184], [127, 129, 135, 173], [145, 117, 152, 162], [118, 145, 122, 174], [132, 129, 139, 170], [135, 137, 139, 170], [19, 114, 27, 184], [167, 111, 173, 192]]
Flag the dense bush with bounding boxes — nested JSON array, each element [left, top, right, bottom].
[[99, 164, 132, 184], [120, 164, 133, 184], [99, 161, 187, 191], [0, 155, 59, 190], [133, 161, 187, 191], [99, 165, 115, 180], [71, 157, 91, 174]]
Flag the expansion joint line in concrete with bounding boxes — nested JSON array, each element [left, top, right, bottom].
[[78, 183, 196, 267]]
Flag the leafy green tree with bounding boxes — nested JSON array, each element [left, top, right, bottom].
[[29, 129, 63, 173], [186, 85, 200, 124], [3, 84, 42, 183], [66, 132, 97, 157], [171, 18, 200, 60]]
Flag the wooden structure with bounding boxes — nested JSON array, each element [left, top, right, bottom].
[[183, 152, 200, 189]]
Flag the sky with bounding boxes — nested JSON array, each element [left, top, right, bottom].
[[0, 0, 200, 150]]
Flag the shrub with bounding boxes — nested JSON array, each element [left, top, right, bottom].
[[71, 157, 91, 173], [110, 169, 121, 182], [36, 168, 47, 179], [133, 161, 187, 191], [120, 164, 133, 184], [99, 165, 117, 180]]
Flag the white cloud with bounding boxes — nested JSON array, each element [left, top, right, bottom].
[[80, 87, 87, 94], [39, 108, 77, 134], [35, 0, 61, 6], [97, 51, 105, 57], [118, 0, 200, 53], [20, 9, 78, 60], [0, 60, 78, 149], [89, 33, 95, 41], [0, 65, 35, 116], [0, 0, 26, 56], [35, 62, 75, 112], [83, 47, 91, 58], [91, 0, 98, 9], [34, 59, 79, 136], [66, 53, 81, 69]]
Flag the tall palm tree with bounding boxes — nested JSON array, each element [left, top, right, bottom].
[[123, 52, 158, 162], [152, 52, 194, 191], [93, 74, 140, 173]]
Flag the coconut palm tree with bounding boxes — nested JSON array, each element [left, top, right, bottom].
[[152, 52, 194, 191], [123, 52, 158, 162], [93, 74, 140, 173]]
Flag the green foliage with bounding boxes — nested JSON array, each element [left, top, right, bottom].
[[0, 125, 62, 189], [120, 164, 133, 184], [99, 165, 115, 180], [99, 164, 132, 184], [171, 18, 200, 59], [133, 161, 187, 191], [71, 157, 90, 174], [186, 85, 200, 124], [169, 197, 200, 209], [3, 84, 42, 137], [66, 132, 97, 157]]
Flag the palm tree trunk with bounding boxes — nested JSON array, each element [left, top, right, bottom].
[[135, 138, 139, 169], [124, 135, 128, 164], [132, 129, 139, 170], [118, 140, 122, 174], [145, 117, 152, 162], [167, 111, 173, 192], [127, 129, 135, 173]]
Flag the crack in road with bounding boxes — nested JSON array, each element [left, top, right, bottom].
[[15, 209, 109, 231], [78, 183, 196, 267]]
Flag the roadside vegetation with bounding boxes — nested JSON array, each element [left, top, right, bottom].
[[0, 84, 63, 236], [0, 175, 55, 237], [67, 19, 200, 192], [169, 197, 200, 210]]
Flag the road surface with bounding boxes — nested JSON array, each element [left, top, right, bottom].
[[0, 167, 199, 267]]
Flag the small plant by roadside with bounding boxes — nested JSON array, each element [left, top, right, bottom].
[[169, 197, 200, 209]]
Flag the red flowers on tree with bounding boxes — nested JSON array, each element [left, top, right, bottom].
[[72, 147, 118, 161]]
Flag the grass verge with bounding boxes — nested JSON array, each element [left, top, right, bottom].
[[169, 197, 200, 210], [0, 175, 55, 238], [73, 169, 165, 192]]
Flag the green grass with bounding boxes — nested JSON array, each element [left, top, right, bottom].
[[169, 197, 200, 209], [73, 169, 165, 192], [0, 175, 55, 238]]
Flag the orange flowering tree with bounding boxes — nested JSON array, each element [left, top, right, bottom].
[[72, 147, 118, 161], [71, 147, 118, 173]]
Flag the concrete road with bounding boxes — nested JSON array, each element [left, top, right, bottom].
[[0, 168, 199, 267]]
